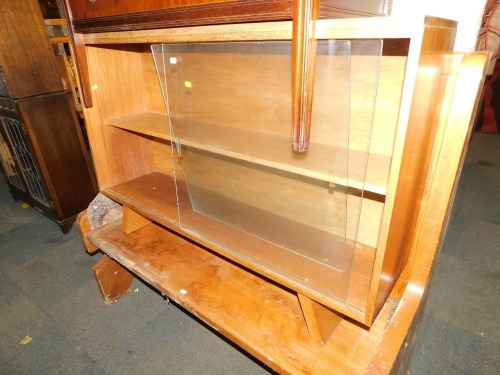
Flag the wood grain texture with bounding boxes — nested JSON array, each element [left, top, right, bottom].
[[0, 0, 63, 98], [76, 18, 453, 323], [66, 0, 477, 339], [63, 1, 488, 369], [298, 293, 343, 345], [102, 172, 374, 319], [72, 0, 291, 33], [87, 52, 487, 374], [72, 33, 93, 108], [18, 92, 97, 218], [368, 52, 488, 374], [0, 92, 97, 233], [364, 23, 457, 324], [106, 112, 390, 197], [76, 211, 99, 253], [65, 0, 384, 34], [103, 172, 179, 225], [88, 221, 374, 373], [122, 206, 152, 234], [79, 17, 456, 45], [92, 254, 133, 304], [82, 45, 153, 188], [292, 0, 319, 152]]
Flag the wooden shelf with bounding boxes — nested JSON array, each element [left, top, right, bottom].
[[107, 112, 390, 196], [99, 171, 375, 317], [102, 171, 179, 225]]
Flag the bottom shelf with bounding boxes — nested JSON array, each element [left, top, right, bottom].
[[89, 221, 377, 374], [100, 171, 374, 315]]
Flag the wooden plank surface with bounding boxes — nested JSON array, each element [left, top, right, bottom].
[[88, 221, 382, 374], [103, 172, 179, 224], [101, 171, 375, 318]]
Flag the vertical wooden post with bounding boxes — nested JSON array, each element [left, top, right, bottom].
[[292, 0, 319, 152], [298, 293, 343, 345], [61, 0, 93, 107], [93, 254, 133, 304], [122, 206, 151, 234]]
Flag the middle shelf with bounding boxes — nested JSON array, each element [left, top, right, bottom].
[[106, 111, 391, 197]]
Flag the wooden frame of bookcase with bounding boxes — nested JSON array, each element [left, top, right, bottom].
[[69, 13, 486, 374]]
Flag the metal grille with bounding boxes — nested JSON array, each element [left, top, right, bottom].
[[0, 116, 51, 206], [0, 129, 25, 191]]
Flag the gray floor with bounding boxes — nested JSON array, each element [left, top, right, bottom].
[[0, 133, 498, 375]]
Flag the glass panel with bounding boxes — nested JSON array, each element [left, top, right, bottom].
[[0, 126, 25, 191], [1, 116, 51, 207], [152, 40, 383, 306], [344, 40, 384, 299]]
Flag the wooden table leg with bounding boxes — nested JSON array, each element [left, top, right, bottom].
[[92, 254, 133, 304]]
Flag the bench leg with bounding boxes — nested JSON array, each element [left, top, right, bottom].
[[92, 254, 132, 304]]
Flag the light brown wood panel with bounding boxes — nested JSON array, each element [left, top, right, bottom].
[[103, 127, 156, 186], [157, 46, 403, 153], [83, 45, 149, 188], [83, 21, 294, 45], [135, 41, 408, 199], [366, 55, 457, 323], [141, 48, 168, 113], [362, 55, 407, 157], [103, 172, 179, 224], [152, 139, 175, 176], [105, 112, 386, 248], [81, 17, 456, 46], [369, 53, 487, 373], [123, 206, 152, 234]]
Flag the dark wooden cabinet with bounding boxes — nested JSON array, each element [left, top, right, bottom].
[[0, 92, 97, 233], [0, 0, 97, 233], [0, 0, 64, 99]]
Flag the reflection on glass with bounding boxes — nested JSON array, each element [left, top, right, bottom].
[[152, 39, 382, 305]]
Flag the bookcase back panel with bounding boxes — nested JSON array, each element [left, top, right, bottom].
[[149, 39, 392, 307], [85, 45, 159, 188], [141, 49, 169, 113]]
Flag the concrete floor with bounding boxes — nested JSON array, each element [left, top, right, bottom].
[[0, 132, 499, 374]]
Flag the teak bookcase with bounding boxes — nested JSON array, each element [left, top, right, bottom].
[[64, 1, 487, 372]]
